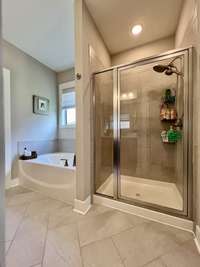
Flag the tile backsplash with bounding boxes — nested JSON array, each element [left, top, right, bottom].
[[18, 139, 75, 156]]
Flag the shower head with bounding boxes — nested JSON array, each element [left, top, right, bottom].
[[153, 65, 169, 73], [153, 57, 183, 76]]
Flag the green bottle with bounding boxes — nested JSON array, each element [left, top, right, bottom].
[[167, 126, 177, 143]]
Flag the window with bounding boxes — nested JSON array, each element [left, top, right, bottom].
[[120, 114, 130, 129], [59, 82, 76, 128]]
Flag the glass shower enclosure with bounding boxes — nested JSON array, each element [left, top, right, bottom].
[[93, 48, 193, 218]]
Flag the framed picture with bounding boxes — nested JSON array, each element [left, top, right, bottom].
[[33, 95, 49, 115]]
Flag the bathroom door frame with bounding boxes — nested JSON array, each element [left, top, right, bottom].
[[93, 47, 193, 219]]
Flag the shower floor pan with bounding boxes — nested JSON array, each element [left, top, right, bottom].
[[96, 175, 183, 210]]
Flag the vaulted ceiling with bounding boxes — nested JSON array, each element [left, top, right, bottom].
[[2, 0, 75, 71]]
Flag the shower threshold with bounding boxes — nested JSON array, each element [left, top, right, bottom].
[[96, 175, 183, 210]]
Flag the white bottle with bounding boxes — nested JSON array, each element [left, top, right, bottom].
[[24, 147, 31, 157], [24, 147, 27, 156]]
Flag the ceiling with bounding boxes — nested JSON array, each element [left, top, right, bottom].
[[85, 0, 184, 55], [2, 0, 75, 72]]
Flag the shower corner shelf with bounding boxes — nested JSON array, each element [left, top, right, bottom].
[[160, 118, 177, 122], [162, 140, 177, 144]]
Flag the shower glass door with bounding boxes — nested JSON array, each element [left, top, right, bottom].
[[118, 53, 189, 214], [94, 70, 114, 197], [94, 48, 192, 218]]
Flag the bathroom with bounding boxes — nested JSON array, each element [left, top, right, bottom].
[[3, 0, 76, 204], [1, 0, 200, 267]]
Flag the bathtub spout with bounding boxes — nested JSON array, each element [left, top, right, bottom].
[[73, 155, 76, 167], [61, 159, 69, 167]]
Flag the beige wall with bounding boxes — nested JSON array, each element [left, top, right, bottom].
[[3, 40, 58, 178], [175, 0, 200, 228], [75, 0, 111, 201], [112, 36, 175, 66]]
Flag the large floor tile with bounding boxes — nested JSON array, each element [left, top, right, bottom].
[[144, 259, 166, 267], [6, 215, 48, 267], [5, 241, 11, 253], [161, 240, 200, 267], [147, 221, 193, 244], [5, 188, 199, 267], [81, 238, 124, 267], [48, 205, 84, 229], [6, 190, 45, 207], [25, 197, 67, 221], [6, 186, 32, 198], [86, 204, 113, 217], [48, 204, 111, 229], [180, 238, 200, 254], [6, 204, 27, 241], [43, 224, 82, 267], [112, 221, 184, 267], [78, 209, 146, 246]]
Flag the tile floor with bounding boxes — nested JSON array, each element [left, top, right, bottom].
[[5, 186, 200, 267]]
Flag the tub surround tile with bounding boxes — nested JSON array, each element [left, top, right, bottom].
[[78, 209, 147, 247], [18, 140, 58, 156], [81, 238, 124, 267], [58, 139, 76, 153], [43, 224, 82, 267]]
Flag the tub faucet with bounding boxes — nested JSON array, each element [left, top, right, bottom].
[[61, 159, 69, 167], [73, 155, 76, 167]]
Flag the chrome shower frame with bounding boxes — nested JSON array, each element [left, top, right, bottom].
[[93, 47, 193, 219]]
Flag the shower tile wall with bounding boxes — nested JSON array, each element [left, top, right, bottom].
[[120, 64, 179, 184]]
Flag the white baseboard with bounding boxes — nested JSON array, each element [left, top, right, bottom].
[[93, 194, 194, 232], [73, 195, 91, 215], [195, 225, 200, 254], [5, 178, 20, 190]]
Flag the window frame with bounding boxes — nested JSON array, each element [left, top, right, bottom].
[[59, 81, 76, 129]]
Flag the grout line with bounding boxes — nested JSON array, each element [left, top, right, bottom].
[[142, 256, 168, 267], [30, 263, 42, 267], [111, 237, 126, 267], [40, 213, 50, 267], [80, 224, 137, 249], [76, 222, 85, 267], [6, 201, 31, 256]]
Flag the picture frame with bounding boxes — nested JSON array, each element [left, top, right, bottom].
[[33, 95, 49, 115]]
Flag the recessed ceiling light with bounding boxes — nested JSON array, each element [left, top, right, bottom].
[[132, 24, 142, 36]]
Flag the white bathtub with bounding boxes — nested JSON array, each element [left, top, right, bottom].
[[19, 153, 75, 204]]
